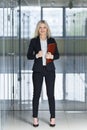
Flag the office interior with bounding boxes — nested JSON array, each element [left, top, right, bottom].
[[0, 0, 87, 130]]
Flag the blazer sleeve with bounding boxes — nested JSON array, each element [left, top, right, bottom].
[[27, 39, 35, 60]]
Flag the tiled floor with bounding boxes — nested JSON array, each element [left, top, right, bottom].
[[1, 111, 87, 130]]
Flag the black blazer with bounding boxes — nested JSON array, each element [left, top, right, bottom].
[[27, 36, 59, 72]]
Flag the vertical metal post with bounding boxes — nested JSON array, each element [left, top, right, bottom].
[[63, 7, 66, 38], [18, 0, 22, 110], [63, 7, 66, 102], [11, 8, 15, 110]]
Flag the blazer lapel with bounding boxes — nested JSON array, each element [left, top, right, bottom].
[[36, 36, 41, 51]]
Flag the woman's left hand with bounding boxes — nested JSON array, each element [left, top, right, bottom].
[[46, 52, 54, 59]]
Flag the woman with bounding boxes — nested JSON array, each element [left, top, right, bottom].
[[27, 20, 59, 127]]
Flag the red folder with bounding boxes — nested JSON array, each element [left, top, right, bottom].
[[46, 43, 56, 64]]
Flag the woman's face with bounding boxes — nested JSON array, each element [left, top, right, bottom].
[[38, 23, 48, 36]]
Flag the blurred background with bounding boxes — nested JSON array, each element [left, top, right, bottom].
[[0, 0, 87, 129]]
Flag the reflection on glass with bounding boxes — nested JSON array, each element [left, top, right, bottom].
[[0, 8, 17, 37], [43, 8, 63, 37], [66, 8, 87, 36], [0, 74, 18, 100], [66, 73, 85, 102], [0, 6, 41, 38], [21, 6, 41, 38]]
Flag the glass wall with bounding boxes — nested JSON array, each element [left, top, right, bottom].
[[0, 0, 87, 113], [0, 1, 20, 111], [0, 2, 41, 111]]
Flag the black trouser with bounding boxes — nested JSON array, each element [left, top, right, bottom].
[[32, 66, 55, 118]]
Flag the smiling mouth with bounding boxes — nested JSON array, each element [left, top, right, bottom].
[[41, 31, 46, 33]]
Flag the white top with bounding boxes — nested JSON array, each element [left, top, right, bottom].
[[40, 39, 47, 65]]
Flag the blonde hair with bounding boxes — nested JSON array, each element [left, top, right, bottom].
[[34, 20, 51, 38]]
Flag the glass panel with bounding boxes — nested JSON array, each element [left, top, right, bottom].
[[0, 8, 17, 37], [42, 8, 63, 36], [65, 8, 87, 36], [21, 6, 41, 38], [0, 1, 20, 111], [0, 74, 19, 100], [0, 5, 41, 110], [0, 1, 19, 129], [66, 73, 85, 102]]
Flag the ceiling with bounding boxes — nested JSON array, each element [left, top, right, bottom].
[[0, 0, 87, 8]]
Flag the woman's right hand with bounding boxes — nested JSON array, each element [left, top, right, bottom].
[[36, 51, 43, 58]]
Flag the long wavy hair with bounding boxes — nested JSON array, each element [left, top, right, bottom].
[[34, 20, 51, 38]]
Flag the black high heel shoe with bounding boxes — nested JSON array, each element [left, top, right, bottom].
[[50, 118, 56, 127], [33, 123, 39, 127], [33, 118, 39, 127]]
